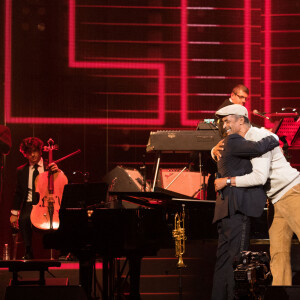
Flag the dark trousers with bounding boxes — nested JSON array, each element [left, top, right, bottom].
[[211, 213, 250, 300], [19, 203, 33, 254]]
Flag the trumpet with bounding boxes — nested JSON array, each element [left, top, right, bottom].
[[172, 204, 187, 268]]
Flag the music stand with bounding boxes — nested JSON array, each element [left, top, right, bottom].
[[273, 117, 300, 146], [60, 182, 108, 209]]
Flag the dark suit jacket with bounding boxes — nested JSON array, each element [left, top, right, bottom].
[[12, 160, 49, 210], [213, 134, 279, 223], [12, 163, 31, 211], [217, 98, 233, 110]]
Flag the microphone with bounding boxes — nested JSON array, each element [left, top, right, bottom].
[[253, 109, 270, 120], [215, 172, 224, 200]]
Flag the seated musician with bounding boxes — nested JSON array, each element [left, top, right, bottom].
[[10, 137, 61, 259]]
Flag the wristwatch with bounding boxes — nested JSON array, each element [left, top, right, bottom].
[[226, 177, 231, 186]]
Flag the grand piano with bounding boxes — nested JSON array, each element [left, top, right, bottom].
[[43, 182, 216, 300], [44, 127, 221, 299]]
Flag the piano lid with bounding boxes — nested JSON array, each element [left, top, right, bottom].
[[109, 187, 214, 208], [61, 182, 108, 209]]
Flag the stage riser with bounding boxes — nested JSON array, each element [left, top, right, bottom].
[[1, 242, 300, 299], [4, 286, 87, 300]]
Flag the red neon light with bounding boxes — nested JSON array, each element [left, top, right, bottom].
[[4, 0, 165, 125], [264, 0, 272, 128], [244, 0, 251, 115], [180, 0, 193, 126], [68, 0, 166, 126], [4, 0, 12, 123], [181, 2, 252, 126]]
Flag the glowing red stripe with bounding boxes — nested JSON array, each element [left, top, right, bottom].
[[263, 97, 300, 100], [80, 40, 181, 44], [266, 80, 300, 83], [82, 22, 255, 28], [94, 92, 160, 95], [82, 22, 180, 27], [180, 0, 188, 126], [76, 5, 254, 11], [100, 110, 180, 113], [264, 13, 300, 16], [269, 47, 300, 49], [50, 262, 103, 270], [7, 117, 165, 125], [190, 42, 237, 44], [264, 0, 272, 127], [82, 41, 259, 46], [262, 30, 300, 33], [77, 5, 181, 9], [4, 0, 12, 122], [68, 0, 75, 65], [89, 74, 248, 80], [189, 24, 255, 28], [244, 0, 251, 114], [269, 63, 300, 66], [113, 162, 189, 165], [191, 59, 250, 62]]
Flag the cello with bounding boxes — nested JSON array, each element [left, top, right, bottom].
[[30, 138, 68, 230]]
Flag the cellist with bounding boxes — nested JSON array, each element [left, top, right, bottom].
[[10, 137, 62, 259]]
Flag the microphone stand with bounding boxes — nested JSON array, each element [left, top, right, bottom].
[[140, 154, 147, 192]]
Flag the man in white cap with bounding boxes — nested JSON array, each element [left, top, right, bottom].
[[210, 104, 279, 300], [214, 104, 300, 289]]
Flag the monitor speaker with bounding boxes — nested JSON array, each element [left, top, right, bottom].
[[103, 166, 150, 208], [158, 169, 206, 198]]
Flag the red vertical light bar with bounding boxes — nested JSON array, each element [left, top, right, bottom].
[[180, 0, 189, 125], [4, 0, 12, 122], [244, 0, 251, 114], [264, 0, 272, 127], [158, 65, 166, 123], [69, 0, 76, 66]]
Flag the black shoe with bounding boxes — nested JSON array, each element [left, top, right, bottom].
[[22, 252, 33, 260]]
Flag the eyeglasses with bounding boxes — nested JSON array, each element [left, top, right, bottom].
[[234, 93, 248, 100]]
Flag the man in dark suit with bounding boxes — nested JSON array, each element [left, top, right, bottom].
[[211, 105, 279, 300], [10, 137, 60, 259]]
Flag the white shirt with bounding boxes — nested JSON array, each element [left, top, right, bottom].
[[27, 158, 45, 202], [235, 127, 300, 204]]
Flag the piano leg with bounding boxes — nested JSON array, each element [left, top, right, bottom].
[[78, 253, 95, 299], [102, 257, 115, 300], [128, 255, 142, 300]]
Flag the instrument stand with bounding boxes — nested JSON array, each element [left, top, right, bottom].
[[178, 268, 183, 300], [198, 152, 207, 200], [152, 152, 161, 191]]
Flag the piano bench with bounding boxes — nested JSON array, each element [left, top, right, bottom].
[[0, 259, 61, 286]]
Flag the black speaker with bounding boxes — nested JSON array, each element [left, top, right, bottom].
[[264, 285, 300, 299], [103, 166, 150, 208], [5, 285, 87, 300], [103, 166, 147, 192]]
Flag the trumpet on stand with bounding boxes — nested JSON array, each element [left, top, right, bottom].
[[172, 204, 187, 299]]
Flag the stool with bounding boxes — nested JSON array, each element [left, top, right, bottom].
[[0, 259, 61, 285]]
